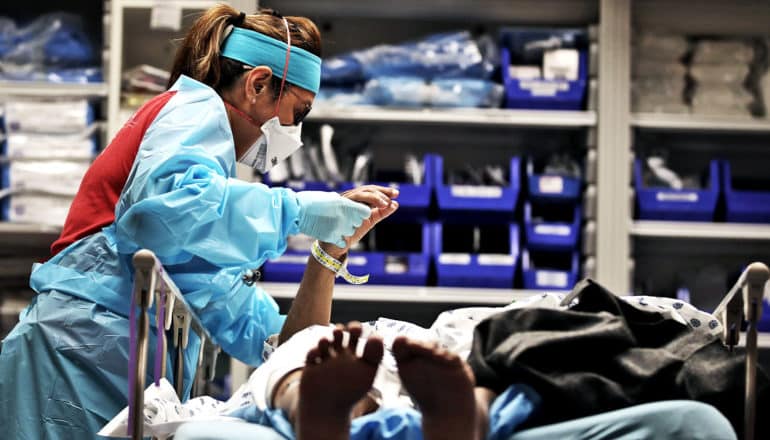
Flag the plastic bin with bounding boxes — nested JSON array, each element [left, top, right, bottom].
[[526, 156, 581, 203], [521, 249, 578, 290], [432, 222, 519, 288], [500, 48, 588, 110], [634, 159, 719, 221], [722, 161, 770, 223], [338, 153, 437, 222], [434, 155, 519, 222], [261, 222, 432, 286], [524, 202, 581, 252]]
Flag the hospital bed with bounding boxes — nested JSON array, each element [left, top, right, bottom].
[[126, 250, 768, 440]]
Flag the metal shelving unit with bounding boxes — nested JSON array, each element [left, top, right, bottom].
[[631, 221, 770, 241], [307, 105, 596, 128], [632, 113, 770, 133], [262, 282, 558, 305]]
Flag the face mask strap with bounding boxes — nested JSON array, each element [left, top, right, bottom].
[[224, 100, 261, 127], [273, 17, 292, 117]]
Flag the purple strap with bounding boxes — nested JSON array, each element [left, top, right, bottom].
[[127, 284, 138, 437], [154, 267, 166, 386]]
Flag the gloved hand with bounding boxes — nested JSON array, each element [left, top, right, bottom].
[[296, 191, 371, 248]]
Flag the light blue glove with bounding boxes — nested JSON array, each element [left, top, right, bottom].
[[296, 191, 371, 247]]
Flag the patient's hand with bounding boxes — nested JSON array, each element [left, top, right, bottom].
[[320, 185, 399, 258]]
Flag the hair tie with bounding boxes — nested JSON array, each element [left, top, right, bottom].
[[229, 11, 246, 26]]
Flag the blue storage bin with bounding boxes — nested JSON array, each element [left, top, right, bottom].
[[432, 222, 519, 288], [338, 153, 437, 222], [723, 161, 770, 223], [634, 159, 719, 222], [261, 222, 432, 286], [524, 202, 581, 252], [500, 48, 588, 111], [526, 156, 581, 203], [521, 249, 578, 291], [434, 155, 519, 222]]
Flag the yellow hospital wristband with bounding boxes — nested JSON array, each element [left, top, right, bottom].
[[311, 240, 369, 285]]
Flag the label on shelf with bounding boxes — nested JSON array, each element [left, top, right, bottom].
[[656, 192, 698, 203], [535, 270, 568, 288], [450, 185, 503, 198], [478, 254, 515, 266], [534, 224, 572, 236], [439, 253, 472, 265], [538, 176, 564, 194]]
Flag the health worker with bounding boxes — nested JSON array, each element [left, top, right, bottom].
[[0, 6, 399, 439]]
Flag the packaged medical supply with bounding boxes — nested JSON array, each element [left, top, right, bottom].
[[633, 32, 689, 60], [4, 99, 93, 133], [5, 193, 74, 225], [321, 31, 495, 84], [5, 159, 89, 195], [691, 40, 755, 65], [363, 77, 503, 108], [0, 13, 100, 82], [5, 127, 97, 159]]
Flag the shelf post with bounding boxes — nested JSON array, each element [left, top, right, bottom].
[[596, 0, 632, 293]]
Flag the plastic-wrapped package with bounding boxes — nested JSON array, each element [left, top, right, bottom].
[[5, 127, 97, 159], [691, 40, 754, 65], [5, 193, 74, 226], [315, 85, 369, 106], [363, 76, 503, 108], [632, 58, 687, 78], [6, 160, 90, 196], [4, 99, 93, 133], [634, 32, 689, 60], [0, 17, 16, 58], [692, 85, 754, 116], [632, 76, 686, 96], [632, 90, 690, 113], [322, 31, 495, 84], [0, 13, 99, 82], [690, 64, 749, 85]]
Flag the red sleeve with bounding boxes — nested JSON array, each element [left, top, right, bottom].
[[50, 91, 177, 257]]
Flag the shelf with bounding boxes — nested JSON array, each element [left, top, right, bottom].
[[307, 105, 597, 128], [261, 0, 597, 24], [632, 113, 770, 133], [120, 0, 223, 9], [261, 281, 563, 305], [631, 221, 770, 241], [0, 222, 60, 248], [0, 81, 108, 98]]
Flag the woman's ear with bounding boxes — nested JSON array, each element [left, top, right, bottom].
[[244, 66, 273, 103]]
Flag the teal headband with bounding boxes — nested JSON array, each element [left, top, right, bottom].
[[221, 27, 321, 94]]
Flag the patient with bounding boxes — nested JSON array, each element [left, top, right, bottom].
[[271, 322, 496, 440]]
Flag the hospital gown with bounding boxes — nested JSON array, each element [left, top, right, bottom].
[[0, 75, 304, 439]]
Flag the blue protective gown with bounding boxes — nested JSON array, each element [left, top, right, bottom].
[[0, 75, 302, 439]]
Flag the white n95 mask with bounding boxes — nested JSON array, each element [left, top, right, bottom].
[[238, 116, 303, 174]]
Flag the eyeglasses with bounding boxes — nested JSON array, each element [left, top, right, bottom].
[[286, 86, 312, 125]]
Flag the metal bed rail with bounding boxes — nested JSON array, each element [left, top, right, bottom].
[[713, 262, 770, 440], [129, 249, 221, 440]]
